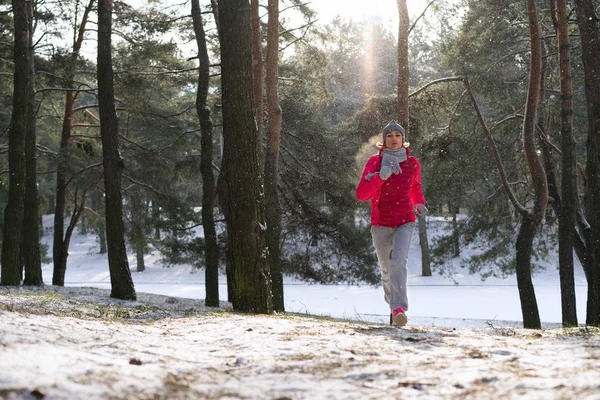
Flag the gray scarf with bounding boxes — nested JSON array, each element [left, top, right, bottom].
[[365, 148, 407, 181], [381, 147, 407, 175]]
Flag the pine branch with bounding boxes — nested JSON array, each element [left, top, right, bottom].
[[122, 174, 169, 198], [464, 77, 528, 215], [409, 76, 465, 98], [409, 0, 437, 35]]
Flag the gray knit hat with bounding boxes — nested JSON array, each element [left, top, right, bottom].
[[382, 120, 405, 141]]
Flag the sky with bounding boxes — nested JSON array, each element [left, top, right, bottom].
[[307, 0, 428, 24], [38, 0, 438, 62]]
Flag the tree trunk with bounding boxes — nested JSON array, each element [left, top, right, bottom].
[[1, 0, 29, 286], [397, 0, 431, 277], [516, 216, 542, 328], [22, 0, 42, 286], [92, 193, 107, 254], [52, 0, 95, 286], [217, 170, 235, 303], [210, 0, 234, 304], [265, 0, 284, 312], [574, 0, 600, 326], [52, 110, 70, 285], [192, 0, 220, 308], [218, 0, 272, 314], [135, 243, 145, 272], [451, 202, 460, 258], [251, 0, 264, 164], [151, 201, 160, 241], [99, 224, 107, 253], [130, 195, 146, 272], [539, 119, 579, 326], [554, 0, 578, 326], [98, 0, 136, 301], [396, 0, 410, 136], [515, 0, 546, 330]]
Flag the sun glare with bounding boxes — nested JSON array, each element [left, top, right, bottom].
[[309, 0, 427, 25]]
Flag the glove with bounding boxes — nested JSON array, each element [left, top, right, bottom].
[[379, 152, 402, 180], [380, 165, 393, 180], [416, 204, 428, 217]]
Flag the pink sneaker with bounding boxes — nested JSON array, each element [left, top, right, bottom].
[[392, 307, 407, 327]]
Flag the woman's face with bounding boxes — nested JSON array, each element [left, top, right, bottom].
[[385, 130, 404, 150]]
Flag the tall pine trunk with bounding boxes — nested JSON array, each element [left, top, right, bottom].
[[515, 0, 546, 329], [396, 0, 409, 132], [574, 0, 600, 326], [515, 217, 541, 328], [265, 0, 284, 312], [210, 0, 234, 304], [451, 202, 460, 258], [397, 0, 431, 275], [52, 0, 95, 286], [192, 0, 220, 308], [251, 0, 264, 164], [98, 0, 135, 301], [1, 0, 29, 286], [218, 0, 272, 314], [554, 0, 578, 326], [131, 195, 146, 272], [22, 0, 42, 286]]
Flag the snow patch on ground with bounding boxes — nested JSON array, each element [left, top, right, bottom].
[[1, 286, 600, 400]]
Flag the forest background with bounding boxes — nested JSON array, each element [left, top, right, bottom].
[[1, 0, 600, 330]]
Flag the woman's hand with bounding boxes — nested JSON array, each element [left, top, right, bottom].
[[415, 204, 428, 217], [380, 165, 393, 180], [380, 153, 401, 180]]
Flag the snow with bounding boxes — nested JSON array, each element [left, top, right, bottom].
[[3, 285, 600, 399], [1, 215, 599, 399], [36, 214, 589, 329]]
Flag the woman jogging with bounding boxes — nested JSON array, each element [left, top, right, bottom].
[[356, 120, 427, 327]]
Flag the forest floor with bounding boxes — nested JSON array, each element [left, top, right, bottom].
[[1, 285, 600, 400]]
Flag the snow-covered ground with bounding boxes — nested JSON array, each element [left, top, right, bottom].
[[2, 285, 600, 400], [38, 215, 589, 329], [1, 215, 599, 400]]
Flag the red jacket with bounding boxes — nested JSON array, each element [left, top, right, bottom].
[[356, 147, 426, 228]]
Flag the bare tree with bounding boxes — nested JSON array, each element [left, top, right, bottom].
[[192, 0, 219, 308], [98, 0, 136, 300], [1, 0, 29, 286], [218, 0, 272, 313]]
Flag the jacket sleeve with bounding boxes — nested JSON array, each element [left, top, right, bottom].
[[356, 156, 384, 202], [409, 158, 426, 206]]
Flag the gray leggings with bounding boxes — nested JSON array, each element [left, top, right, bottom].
[[371, 223, 415, 312]]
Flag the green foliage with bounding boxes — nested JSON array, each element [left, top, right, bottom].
[[157, 235, 206, 269], [2, 0, 586, 287], [417, 0, 577, 279], [275, 27, 385, 284]]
